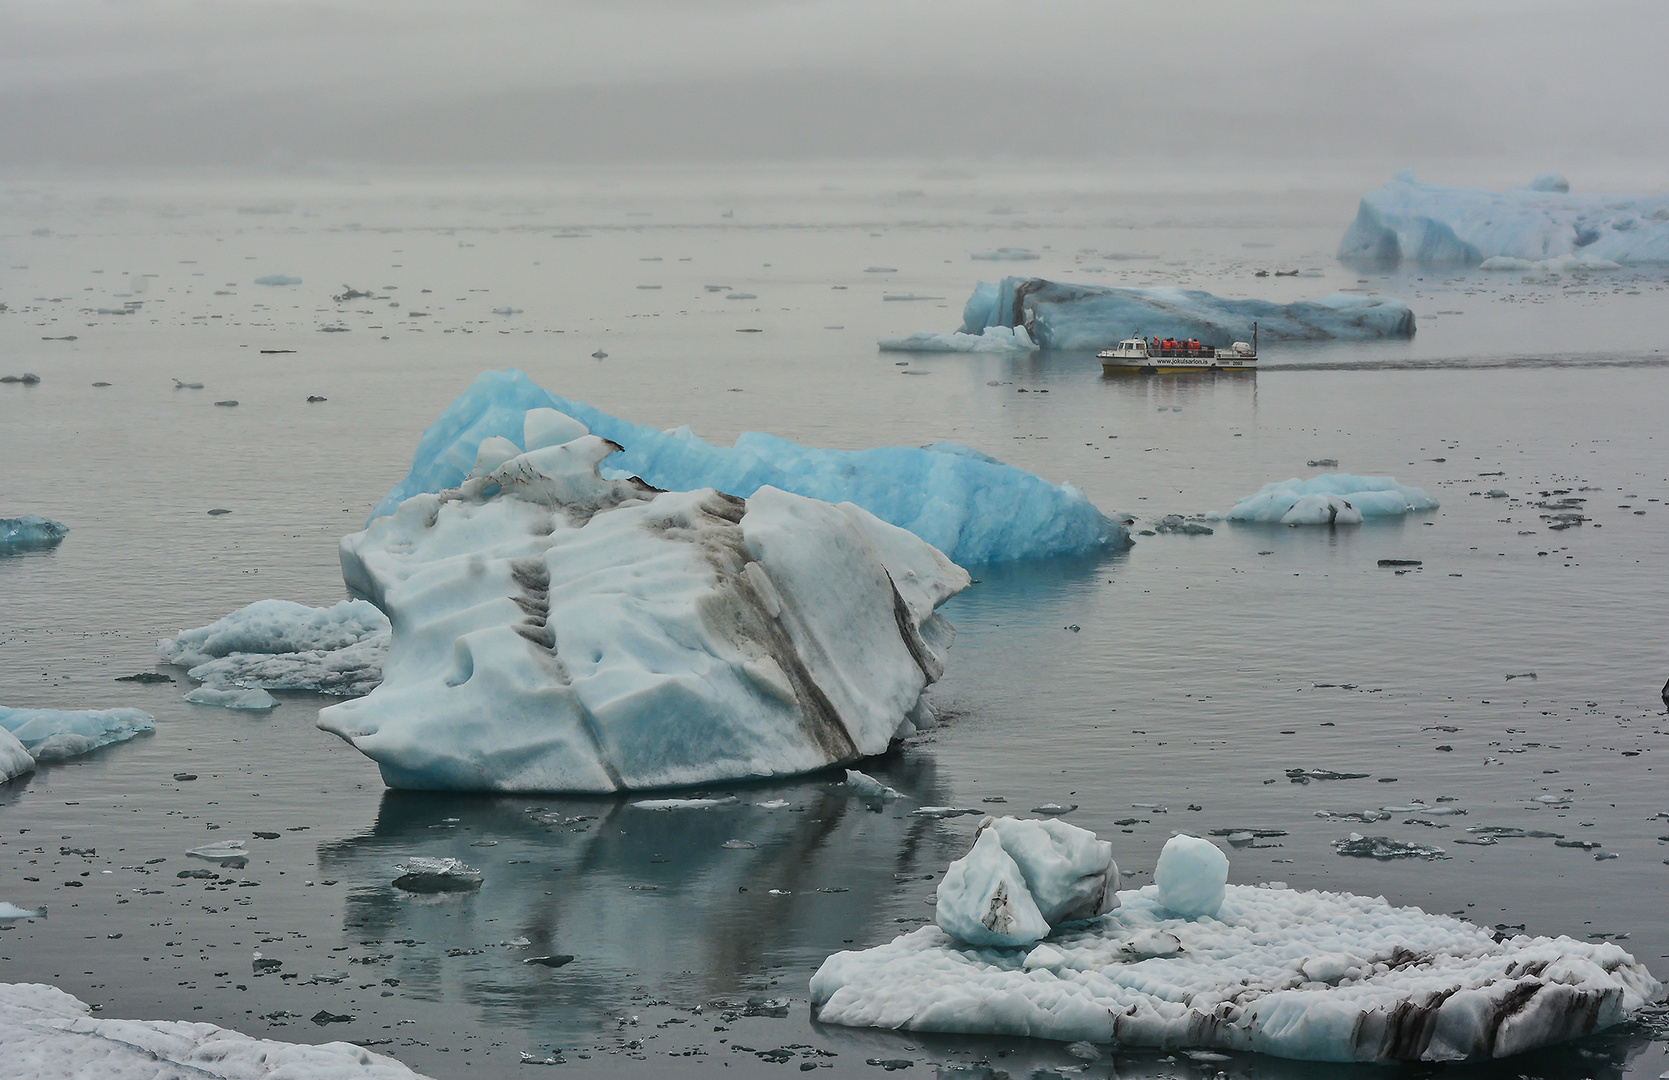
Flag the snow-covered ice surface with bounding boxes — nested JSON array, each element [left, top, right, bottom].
[[320, 427, 969, 792], [1227, 473, 1439, 525], [0, 515, 67, 555], [1339, 171, 1669, 267], [159, 600, 389, 698], [814, 835, 1662, 1062], [960, 278, 1416, 350], [367, 370, 1127, 564], [877, 325, 1038, 354], [0, 727, 33, 784], [0, 706, 154, 763], [0, 982, 429, 1079]]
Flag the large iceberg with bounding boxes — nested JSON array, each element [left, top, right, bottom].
[[159, 599, 389, 697], [0, 706, 155, 763], [319, 422, 970, 793], [0, 515, 68, 554], [1339, 171, 1669, 267], [1227, 473, 1439, 525], [877, 325, 1038, 354], [811, 823, 1662, 1063], [960, 278, 1415, 350], [368, 370, 1126, 564], [0, 981, 430, 1079]]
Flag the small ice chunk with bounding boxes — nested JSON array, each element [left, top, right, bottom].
[[184, 685, 277, 710], [934, 828, 1049, 947], [1332, 833, 1448, 860], [187, 840, 249, 867], [845, 770, 903, 801], [0, 902, 46, 920], [0, 515, 68, 555], [253, 274, 302, 286], [630, 797, 739, 811], [392, 856, 482, 893], [1153, 834, 1229, 919]]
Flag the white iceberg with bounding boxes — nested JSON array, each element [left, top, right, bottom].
[[0, 706, 155, 763], [934, 817, 1118, 948], [1339, 171, 1669, 267], [1153, 834, 1228, 919], [1228, 473, 1438, 525], [878, 325, 1039, 354], [811, 827, 1662, 1063], [319, 426, 969, 793], [0, 514, 67, 554], [0, 981, 429, 1078], [159, 599, 389, 697], [0, 728, 34, 784], [184, 685, 278, 710], [960, 278, 1415, 351], [367, 370, 1127, 564]]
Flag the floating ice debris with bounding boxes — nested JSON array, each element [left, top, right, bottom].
[[254, 274, 302, 286], [1316, 810, 1393, 823], [366, 370, 1128, 563], [491, 307, 523, 315], [0, 515, 68, 555], [1229, 474, 1438, 525], [877, 326, 1038, 354], [0, 982, 429, 1076], [0, 373, 42, 385], [1288, 768, 1371, 782], [960, 278, 1415, 350], [391, 857, 483, 893], [725, 292, 757, 300], [321, 434, 967, 793], [1535, 795, 1573, 805], [756, 798, 790, 809], [184, 685, 278, 710], [115, 672, 171, 684], [524, 954, 575, 968], [214, 399, 239, 407], [933, 817, 1117, 948], [815, 842, 1660, 1061], [846, 771, 905, 802], [913, 806, 982, 818], [0, 705, 154, 763], [1308, 458, 1340, 468], [1339, 171, 1669, 267], [173, 379, 204, 390], [160, 599, 389, 698], [1332, 833, 1448, 860], [187, 840, 249, 867], [971, 248, 1040, 261], [0, 903, 46, 920], [720, 839, 757, 850], [630, 797, 740, 811], [1030, 803, 1078, 815], [1151, 514, 1214, 535], [0, 728, 33, 784], [1505, 672, 1537, 680]]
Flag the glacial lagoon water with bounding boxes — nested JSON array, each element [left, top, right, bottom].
[[1, 167, 1666, 1078]]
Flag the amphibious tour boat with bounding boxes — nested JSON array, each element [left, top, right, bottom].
[[1099, 323, 1258, 372]]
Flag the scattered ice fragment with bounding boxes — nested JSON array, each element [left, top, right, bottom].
[[755, 799, 790, 809], [187, 840, 249, 867], [846, 772, 904, 802], [491, 307, 523, 315], [392, 857, 483, 893], [1230, 475, 1437, 525], [631, 797, 739, 811], [159, 599, 389, 698], [1030, 803, 1077, 815], [720, 839, 757, 850], [912, 806, 981, 818], [184, 685, 277, 710], [1063, 1040, 1100, 1061], [0, 705, 155, 763], [0, 515, 68, 555], [524, 954, 575, 967], [1154, 835, 1229, 919], [1332, 833, 1448, 860], [254, 274, 302, 286], [1287, 769, 1370, 782]]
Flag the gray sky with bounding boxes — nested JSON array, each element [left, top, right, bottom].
[[5, 0, 1667, 182]]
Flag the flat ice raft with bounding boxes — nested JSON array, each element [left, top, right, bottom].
[[320, 423, 970, 793], [1339, 171, 1669, 267], [811, 883, 1660, 1062], [961, 278, 1415, 351], [1227, 473, 1439, 525], [0, 706, 154, 763]]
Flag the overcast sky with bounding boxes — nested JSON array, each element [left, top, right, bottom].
[[5, 0, 1667, 183]]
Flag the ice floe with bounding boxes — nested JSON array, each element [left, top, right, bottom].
[[319, 427, 969, 793], [392, 857, 483, 893], [811, 822, 1662, 1062], [367, 369, 1126, 564], [960, 278, 1415, 351], [877, 326, 1038, 354], [0, 514, 67, 554], [184, 685, 278, 710], [0, 728, 33, 784], [0, 904, 45, 920], [0, 706, 155, 763], [1339, 171, 1669, 267], [159, 599, 389, 697], [0, 981, 429, 1078], [1227, 473, 1438, 525]]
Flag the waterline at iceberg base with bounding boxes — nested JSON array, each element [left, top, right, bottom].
[[319, 420, 970, 793]]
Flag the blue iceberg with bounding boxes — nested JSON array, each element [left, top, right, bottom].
[[1227, 473, 1439, 525], [961, 278, 1414, 351], [369, 370, 1127, 564], [1339, 171, 1669, 267], [0, 705, 155, 763], [0, 515, 68, 555]]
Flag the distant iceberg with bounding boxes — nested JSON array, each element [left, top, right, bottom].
[[961, 278, 1415, 350], [1228, 474, 1438, 525], [878, 326, 1038, 354], [321, 426, 969, 793], [253, 274, 302, 286], [811, 820, 1662, 1062], [0, 515, 68, 555], [0, 705, 155, 763], [369, 370, 1128, 564], [971, 248, 1040, 261], [1479, 254, 1623, 274], [159, 599, 388, 697], [1339, 171, 1669, 267]]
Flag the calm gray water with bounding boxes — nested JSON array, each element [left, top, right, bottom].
[[1, 167, 1666, 1079]]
